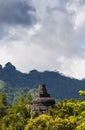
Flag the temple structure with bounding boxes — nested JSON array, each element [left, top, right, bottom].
[[31, 84, 55, 115]]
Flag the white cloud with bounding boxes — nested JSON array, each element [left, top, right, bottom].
[[67, 1, 85, 29], [0, 0, 85, 79], [74, 7, 85, 29], [0, 45, 12, 65]]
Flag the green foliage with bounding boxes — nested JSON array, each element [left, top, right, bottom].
[[24, 115, 76, 130], [0, 79, 37, 105], [0, 92, 7, 106], [24, 99, 85, 130], [0, 80, 5, 89], [25, 115, 51, 130], [0, 93, 32, 130], [76, 122, 85, 130], [28, 88, 37, 98], [5, 85, 30, 105], [1, 93, 85, 130], [0, 92, 7, 117], [79, 90, 85, 97]]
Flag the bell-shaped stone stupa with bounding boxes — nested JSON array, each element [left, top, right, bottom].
[[31, 84, 55, 114]]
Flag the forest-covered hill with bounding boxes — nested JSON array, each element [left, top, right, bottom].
[[0, 62, 85, 104]]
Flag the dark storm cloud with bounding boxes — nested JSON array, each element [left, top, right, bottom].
[[0, 0, 36, 26]]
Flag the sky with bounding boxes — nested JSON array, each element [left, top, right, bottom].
[[0, 0, 85, 79]]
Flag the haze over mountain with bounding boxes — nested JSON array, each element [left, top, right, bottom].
[[0, 62, 85, 104]]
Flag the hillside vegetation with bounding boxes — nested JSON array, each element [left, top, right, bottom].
[[0, 62, 85, 104], [0, 92, 85, 130]]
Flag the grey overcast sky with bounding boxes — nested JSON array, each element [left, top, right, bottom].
[[0, 0, 85, 79]]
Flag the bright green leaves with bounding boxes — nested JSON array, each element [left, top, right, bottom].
[[79, 90, 85, 97]]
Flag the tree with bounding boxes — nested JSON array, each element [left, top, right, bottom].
[[79, 90, 85, 97], [0, 92, 7, 117], [0, 94, 32, 130]]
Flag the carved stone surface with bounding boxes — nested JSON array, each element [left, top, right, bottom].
[[31, 84, 55, 115]]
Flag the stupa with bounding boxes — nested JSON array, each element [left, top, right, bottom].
[[31, 84, 55, 115]]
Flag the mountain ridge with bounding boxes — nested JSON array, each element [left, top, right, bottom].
[[0, 62, 85, 102]]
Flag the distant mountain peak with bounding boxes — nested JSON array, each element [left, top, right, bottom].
[[4, 62, 16, 71], [0, 64, 2, 70], [5, 62, 13, 67], [30, 69, 39, 73]]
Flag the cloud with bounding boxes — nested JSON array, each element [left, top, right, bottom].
[[0, 0, 85, 79], [67, 0, 85, 29], [0, 0, 36, 39], [0, 0, 36, 26]]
